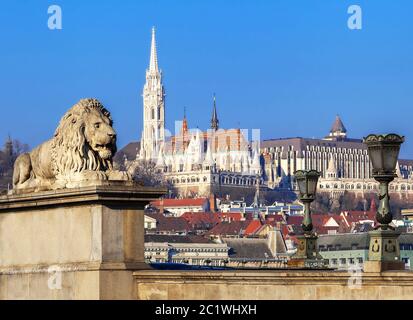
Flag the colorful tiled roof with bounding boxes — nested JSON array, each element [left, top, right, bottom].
[[243, 220, 263, 236], [206, 220, 250, 237]]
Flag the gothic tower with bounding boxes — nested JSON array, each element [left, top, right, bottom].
[[140, 27, 165, 160], [211, 94, 219, 131]]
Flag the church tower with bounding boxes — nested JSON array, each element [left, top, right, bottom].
[[140, 27, 165, 160], [324, 115, 347, 141]]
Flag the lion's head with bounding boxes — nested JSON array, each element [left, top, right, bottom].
[[51, 98, 117, 175]]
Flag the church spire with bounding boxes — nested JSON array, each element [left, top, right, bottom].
[[149, 26, 158, 72], [211, 94, 219, 131], [182, 107, 188, 135]]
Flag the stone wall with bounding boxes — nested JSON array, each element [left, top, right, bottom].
[[134, 269, 413, 300]]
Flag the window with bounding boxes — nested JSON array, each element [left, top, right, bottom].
[[340, 258, 346, 265]]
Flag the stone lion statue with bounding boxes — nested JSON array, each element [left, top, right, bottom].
[[13, 98, 130, 191]]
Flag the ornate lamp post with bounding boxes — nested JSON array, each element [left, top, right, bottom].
[[288, 170, 327, 268], [363, 133, 406, 272]]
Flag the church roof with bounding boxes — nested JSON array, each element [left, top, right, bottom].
[[330, 115, 347, 133], [168, 128, 249, 154]]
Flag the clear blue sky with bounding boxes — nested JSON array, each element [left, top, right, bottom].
[[0, 0, 412, 157]]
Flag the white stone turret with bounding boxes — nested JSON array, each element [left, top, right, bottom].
[[155, 147, 165, 169], [250, 148, 261, 175], [326, 155, 338, 179], [396, 161, 402, 178], [203, 142, 215, 170]]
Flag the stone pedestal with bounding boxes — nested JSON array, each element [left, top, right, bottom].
[[287, 234, 327, 269], [0, 182, 166, 299], [364, 229, 405, 272]]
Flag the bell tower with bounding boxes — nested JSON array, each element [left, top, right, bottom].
[[140, 27, 165, 160]]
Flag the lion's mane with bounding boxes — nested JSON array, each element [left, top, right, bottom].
[[50, 98, 116, 176]]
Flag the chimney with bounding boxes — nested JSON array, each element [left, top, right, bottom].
[[209, 193, 217, 212], [370, 198, 377, 213]]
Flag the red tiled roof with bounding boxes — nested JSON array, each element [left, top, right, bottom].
[[151, 198, 208, 208], [244, 220, 263, 236], [146, 213, 191, 233], [340, 210, 376, 225], [206, 220, 250, 237], [180, 212, 220, 231], [181, 212, 244, 227]]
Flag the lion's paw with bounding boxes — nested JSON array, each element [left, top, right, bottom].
[[106, 170, 131, 181], [80, 170, 108, 181]]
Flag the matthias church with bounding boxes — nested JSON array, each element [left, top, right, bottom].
[[117, 28, 413, 201]]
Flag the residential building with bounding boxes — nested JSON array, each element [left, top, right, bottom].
[[317, 232, 413, 270], [144, 234, 229, 266], [223, 229, 288, 268], [144, 213, 190, 235], [180, 211, 244, 234], [149, 197, 211, 216]]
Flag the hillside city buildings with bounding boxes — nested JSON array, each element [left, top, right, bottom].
[[143, 197, 413, 270]]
